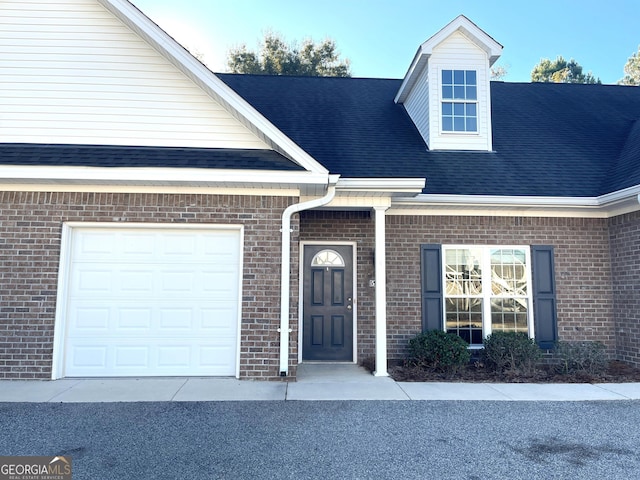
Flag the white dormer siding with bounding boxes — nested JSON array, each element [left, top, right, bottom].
[[0, 0, 269, 149], [403, 67, 432, 147], [396, 16, 502, 152], [427, 31, 492, 150]]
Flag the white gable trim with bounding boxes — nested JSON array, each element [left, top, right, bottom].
[[97, 0, 328, 175], [395, 15, 502, 103]]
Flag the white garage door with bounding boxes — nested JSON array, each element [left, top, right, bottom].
[[60, 226, 241, 377]]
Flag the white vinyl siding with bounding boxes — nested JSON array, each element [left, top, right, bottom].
[[401, 30, 494, 151], [429, 32, 492, 150], [0, 0, 269, 149], [403, 68, 431, 147]]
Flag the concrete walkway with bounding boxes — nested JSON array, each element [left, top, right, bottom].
[[2, 364, 640, 402]]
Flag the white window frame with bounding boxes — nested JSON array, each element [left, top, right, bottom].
[[440, 68, 479, 134], [441, 245, 535, 347]]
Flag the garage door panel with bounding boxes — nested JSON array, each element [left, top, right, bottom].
[[62, 227, 241, 377], [75, 270, 113, 293], [115, 346, 150, 368], [159, 309, 193, 329], [68, 302, 238, 336], [69, 267, 238, 299], [66, 339, 236, 376], [200, 345, 236, 368], [157, 346, 190, 368], [73, 307, 110, 330], [121, 233, 157, 256], [119, 271, 155, 293], [118, 308, 152, 329], [69, 346, 108, 369], [72, 230, 241, 264], [201, 307, 236, 332]]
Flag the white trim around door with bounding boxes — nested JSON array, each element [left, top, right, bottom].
[[298, 241, 358, 365]]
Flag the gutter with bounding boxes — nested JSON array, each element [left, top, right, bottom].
[[278, 175, 340, 376]]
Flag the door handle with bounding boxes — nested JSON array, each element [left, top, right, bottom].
[[347, 304, 352, 311]]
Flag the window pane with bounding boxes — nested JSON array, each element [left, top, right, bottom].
[[453, 85, 465, 99], [446, 298, 483, 346], [491, 298, 528, 333], [454, 117, 465, 131], [466, 103, 477, 116], [466, 117, 477, 132], [442, 86, 453, 99], [311, 249, 345, 267], [442, 117, 453, 131], [466, 70, 477, 85], [491, 249, 528, 295], [442, 103, 453, 115], [445, 248, 482, 295], [453, 103, 465, 115], [442, 69, 453, 84], [466, 86, 477, 100], [453, 70, 465, 84]]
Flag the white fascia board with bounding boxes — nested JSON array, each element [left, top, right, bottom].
[[403, 194, 599, 207], [0, 164, 329, 188], [395, 50, 428, 104], [391, 188, 640, 218], [97, 0, 328, 175], [337, 178, 426, 196]]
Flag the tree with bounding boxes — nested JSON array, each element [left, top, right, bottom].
[[531, 56, 600, 84], [619, 46, 640, 85], [490, 63, 510, 81], [227, 32, 351, 77]]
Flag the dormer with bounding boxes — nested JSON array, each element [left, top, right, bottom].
[[395, 15, 502, 151]]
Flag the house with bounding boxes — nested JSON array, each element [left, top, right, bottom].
[[1, 0, 639, 381]]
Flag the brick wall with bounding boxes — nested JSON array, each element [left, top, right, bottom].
[[609, 210, 640, 366], [386, 215, 615, 360], [300, 212, 615, 364], [0, 191, 297, 380]]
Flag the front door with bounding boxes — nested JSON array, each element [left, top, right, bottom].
[[302, 245, 354, 361]]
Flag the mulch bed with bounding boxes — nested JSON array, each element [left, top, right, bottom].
[[387, 360, 640, 383]]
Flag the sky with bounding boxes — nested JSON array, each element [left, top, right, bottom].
[[130, 0, 639, 85]]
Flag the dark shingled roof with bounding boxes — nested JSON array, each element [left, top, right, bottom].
[[0, 143, 304, 171], [218, 74, 640, 197]]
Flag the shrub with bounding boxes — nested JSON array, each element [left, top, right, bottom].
[[555, 341, 608, 375], [482, 331, 541, 375], [408, 330, 471, 374]]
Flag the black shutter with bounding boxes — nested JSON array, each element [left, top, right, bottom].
[[531, 245, 557, 349], [420, 244, 443, 332]]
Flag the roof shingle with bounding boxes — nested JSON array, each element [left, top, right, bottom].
[[219, 74, 640, 197]]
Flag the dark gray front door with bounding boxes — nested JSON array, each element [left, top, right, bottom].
[[302, 245, 354, 361]]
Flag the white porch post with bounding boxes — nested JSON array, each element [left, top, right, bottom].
[[373, 206, 389, 377]]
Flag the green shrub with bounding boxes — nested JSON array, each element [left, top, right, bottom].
[[482, 331, 541, 375], [408, 330, 471, 374], [555, 341, 608, 375]]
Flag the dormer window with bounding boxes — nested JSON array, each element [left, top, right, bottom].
[[441, 70, 477, 132]]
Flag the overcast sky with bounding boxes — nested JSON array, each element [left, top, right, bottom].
[[130, 0, 639, 84]]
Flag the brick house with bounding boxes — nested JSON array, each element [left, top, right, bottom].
[[1, 1, 639, 380]]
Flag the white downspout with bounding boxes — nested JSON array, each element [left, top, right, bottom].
[[278, 175, 339, 376]]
